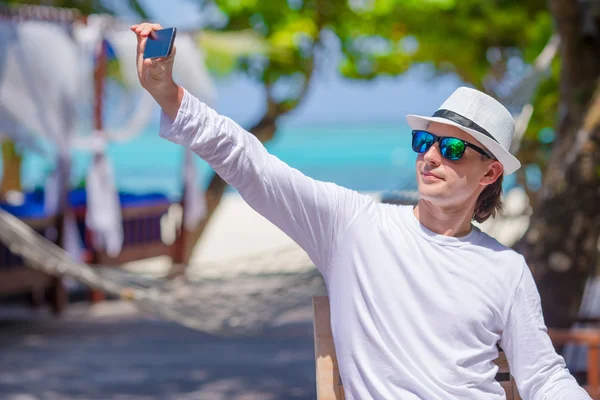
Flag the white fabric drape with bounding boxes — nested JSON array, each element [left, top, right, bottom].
[[72, 16, 124, 257], [0, 106, 46, 155], [0, 21, 77, 149], [85, 154, 122, 256], [0, 17, 218, 258], [0, 20, 83, 259]]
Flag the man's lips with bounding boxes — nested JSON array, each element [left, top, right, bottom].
[[422, 171, 443, 180]]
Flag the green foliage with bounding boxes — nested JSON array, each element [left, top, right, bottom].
[[204, 0, 552, 80], [200, 0, 557, 181], [125, 0, 149, 19], [197, 30, 269, 75], [6, 0, 560, 185], [106, 58, 126, 86]]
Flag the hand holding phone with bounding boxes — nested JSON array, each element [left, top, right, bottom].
[[131, 23, 181, 111], [143, 27, 177, 60]]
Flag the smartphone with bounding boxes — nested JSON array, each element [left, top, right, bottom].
[[143, 27, 177, 59]]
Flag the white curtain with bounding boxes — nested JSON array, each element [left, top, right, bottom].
[[0, 17, 218, 257], [0, 20, 83, 259], [72, 16, 124, 257]]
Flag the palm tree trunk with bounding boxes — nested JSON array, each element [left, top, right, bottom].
[[513, 0, 600, 328], [0, 140, 22, 198]]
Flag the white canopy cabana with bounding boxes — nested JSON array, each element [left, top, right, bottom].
[[0, 7, 216, 260]]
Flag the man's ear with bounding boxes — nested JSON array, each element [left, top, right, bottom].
[[481, 160, 504, 186]]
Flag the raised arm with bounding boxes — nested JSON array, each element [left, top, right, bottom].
[[500, 259, 591, 399], [131, 23, 373, 272]]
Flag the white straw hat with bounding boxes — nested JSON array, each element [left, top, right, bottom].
[[406, 86, 521, 175]]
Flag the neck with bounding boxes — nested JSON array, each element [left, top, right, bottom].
[[413, 199, 476, 237]]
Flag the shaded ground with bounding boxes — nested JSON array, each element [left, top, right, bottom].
[[3, 275, 597, 400], [0, 301, 317, 400]]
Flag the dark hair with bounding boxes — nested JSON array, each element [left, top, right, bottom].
[[473, 174, 504, 223]]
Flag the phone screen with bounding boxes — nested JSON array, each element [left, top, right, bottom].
[[143, 28, 176, 59]]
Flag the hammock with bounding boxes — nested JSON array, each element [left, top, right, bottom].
[[0, 207, 325, 337]]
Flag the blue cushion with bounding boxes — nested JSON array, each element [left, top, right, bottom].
[[0, 189, 171, 219], [69, 189, 170, 208], [0, 190, 48, 218], [119, 192, 170, 208]]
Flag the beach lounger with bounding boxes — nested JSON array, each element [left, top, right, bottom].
[[70, 189, 177, 265]]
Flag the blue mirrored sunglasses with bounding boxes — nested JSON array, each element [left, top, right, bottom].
[[411, 130, 495, 161]]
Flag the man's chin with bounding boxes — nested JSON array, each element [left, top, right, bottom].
[[417, 185, 447, 201]]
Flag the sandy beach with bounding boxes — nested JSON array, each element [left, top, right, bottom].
[[124, 191, 383, 278]]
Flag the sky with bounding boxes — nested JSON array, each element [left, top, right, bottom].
[[104, 0, 465, 128]]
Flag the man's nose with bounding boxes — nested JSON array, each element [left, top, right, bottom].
[[423, 142, 442, 165]]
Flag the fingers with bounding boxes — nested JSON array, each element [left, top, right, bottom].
[[132, 22, 172, 79], [132, 22, 163, 60], [131, 22, 163, 38]]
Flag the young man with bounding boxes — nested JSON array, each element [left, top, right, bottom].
[[132, 23, 591, 399]]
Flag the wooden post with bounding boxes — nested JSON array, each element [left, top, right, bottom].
[[588, 345, 600, 389], [89, 36, 108, 303], [548, 327, 600, 396], [49, 276, 67, 315]]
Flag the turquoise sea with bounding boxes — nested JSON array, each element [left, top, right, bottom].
[[16, 120, 421, 198]]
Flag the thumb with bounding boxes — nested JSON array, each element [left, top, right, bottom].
[[147, 57, 169, 79]]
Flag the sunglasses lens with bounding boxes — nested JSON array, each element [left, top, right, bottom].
[[412, 131, 435, 153], [440, 138, 466, 160]]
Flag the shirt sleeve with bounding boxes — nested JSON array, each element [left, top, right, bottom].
[[500, 259, 591, 400], [159, 88, 372, 273]]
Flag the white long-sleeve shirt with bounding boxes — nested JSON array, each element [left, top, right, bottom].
[[159, 88, 591, 400]]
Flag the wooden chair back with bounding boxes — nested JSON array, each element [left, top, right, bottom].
[[548, 327, 600, 399], [312, 296, 521, 400]]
